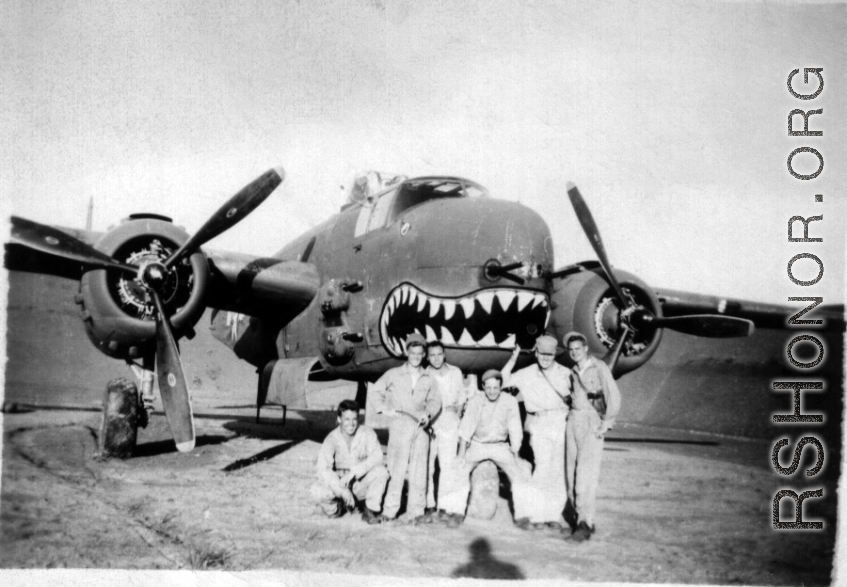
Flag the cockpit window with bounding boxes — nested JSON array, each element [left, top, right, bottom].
[[353, 176, 488, 237], [389, 177, 488, 224]]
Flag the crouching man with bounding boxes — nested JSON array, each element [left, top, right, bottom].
[[438, 370, 533, 528], [310, 399, 389, 524]]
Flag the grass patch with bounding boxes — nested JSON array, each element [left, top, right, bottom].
[[188, 543, 233, 570]]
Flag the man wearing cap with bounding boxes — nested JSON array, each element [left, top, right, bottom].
[[438, 369, 532, 528], [424, 340, 470, 521], [310, 400, 389, 524], [501, 334, 571, 529], [562, 331, 621, 542], [370, 333, 442, 523]]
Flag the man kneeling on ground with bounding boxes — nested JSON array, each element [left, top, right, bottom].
[[437, 370, 532, 528], [310, 399, 389, 524]]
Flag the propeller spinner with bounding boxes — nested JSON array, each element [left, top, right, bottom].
[[10, 166, 285, 452], [564, 182, 754, 371]]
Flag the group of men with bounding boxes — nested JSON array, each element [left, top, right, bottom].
[[310, 330, 621, 542]]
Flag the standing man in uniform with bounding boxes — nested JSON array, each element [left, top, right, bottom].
[[563, 331, 621, 542], [370, 333, 442, 523], [438, 370, 532, 528], [501, 334, 571, 530], [425, 340, 469, 521], [310, 400, 389, 524]]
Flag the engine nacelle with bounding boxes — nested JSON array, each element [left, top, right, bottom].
[[74, 215, 210, 361], [548, 266, 662, 377]]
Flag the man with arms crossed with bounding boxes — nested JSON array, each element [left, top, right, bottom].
[[438, 369, 532, 528], [562, 331, 621, 542], [501, 334, 571, 530], [424, 340, 469, 521], [311, 399, 389, 524], [370, 333, 442, 523]]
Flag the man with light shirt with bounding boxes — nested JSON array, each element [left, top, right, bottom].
[[562, 331, 621, 542], [438, 369, 532, 528], [424, 340, 470, 521], [310, 399, 389, 524], [501, 334, 571, 530], [370, 333, 442, 524]]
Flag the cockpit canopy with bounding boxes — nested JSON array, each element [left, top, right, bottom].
[[353, 176, 489, 237]]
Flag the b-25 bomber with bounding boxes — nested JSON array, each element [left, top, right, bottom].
[[7, 166, 830, 453]]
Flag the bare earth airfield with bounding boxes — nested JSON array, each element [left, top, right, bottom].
[[1, 272, 841, 583]]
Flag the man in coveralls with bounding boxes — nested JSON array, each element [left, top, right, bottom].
[[563, 331, 621, 542], [501, 334, 571, 530], [425, 340, 470, 521], [311, 400, 389, 524], [370, 333, 442, 523], [438, 369, 532, 528]]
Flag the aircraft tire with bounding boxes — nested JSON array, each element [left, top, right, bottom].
[[98, 377, 141, 459], [466, 460, 499, 520]]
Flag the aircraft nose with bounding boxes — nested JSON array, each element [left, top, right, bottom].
[[413, 198, 552, 286]]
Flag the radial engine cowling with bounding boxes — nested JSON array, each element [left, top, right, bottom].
[[548, 266, 662, 377], [75, 215, 210, 361]]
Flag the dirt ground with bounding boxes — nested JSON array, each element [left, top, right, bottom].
[[0, 397, 838, 585]]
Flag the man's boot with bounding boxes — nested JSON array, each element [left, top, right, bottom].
[[361, 508, 384, 525], [564, 521, 593, 542]]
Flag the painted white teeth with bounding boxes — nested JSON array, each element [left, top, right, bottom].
[[495, 290, 515, 311], [458, 329, 475, 346], [425, 325, 438, 341], [442, 300, 456, 320], [429, 298, 441, 318], [477, 292, 494, 314], [380, 285, 553, 355], [441, 327, 456, 345], [517, 292, 534, 311]]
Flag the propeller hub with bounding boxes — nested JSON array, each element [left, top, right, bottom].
[[139, 261, 169, 291], [627, 307, 654, 330]]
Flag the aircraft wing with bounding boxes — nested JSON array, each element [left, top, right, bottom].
[[655, 288, 845, 331], [204, 249, 319, 319], [5, 225, 319, 320]]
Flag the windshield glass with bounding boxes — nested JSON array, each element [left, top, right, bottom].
[[390, 177, 488, 223]]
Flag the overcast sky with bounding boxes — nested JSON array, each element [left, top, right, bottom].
[[3, 0, 844, 304]]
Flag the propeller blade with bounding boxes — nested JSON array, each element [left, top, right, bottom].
[[644, 314, 755, 338], [165, 167, 285, 268], [603, 325, 632, 372], [10, 216, 137, 276], [566, 183, 629, 308], [151, 290, 196, 452]]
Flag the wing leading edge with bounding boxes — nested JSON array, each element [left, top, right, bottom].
[[655, 288, 845, 331]]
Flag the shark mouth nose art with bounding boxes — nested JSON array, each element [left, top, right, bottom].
[[379, 283, 550, 357]]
